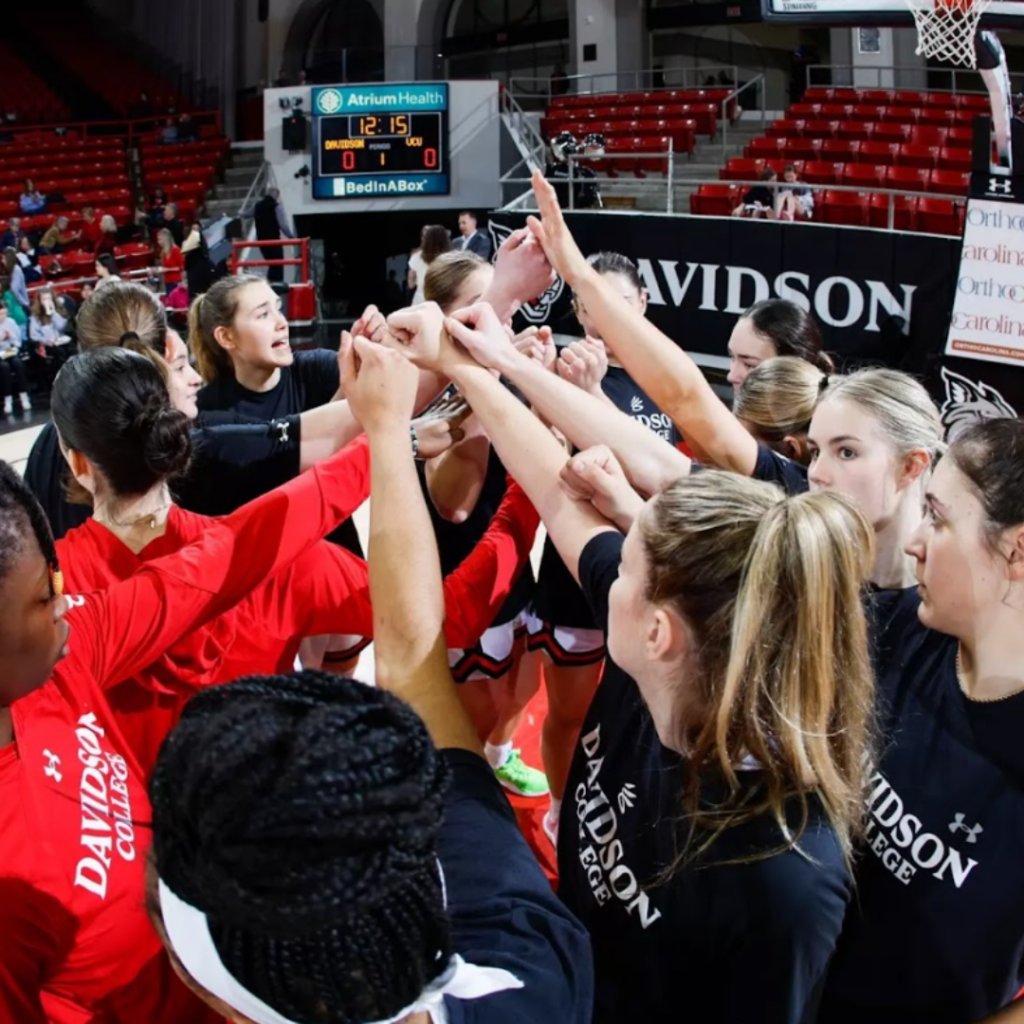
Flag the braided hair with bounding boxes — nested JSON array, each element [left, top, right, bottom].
[[150, 671, 453, 1024], [0, 460, 58, 585]]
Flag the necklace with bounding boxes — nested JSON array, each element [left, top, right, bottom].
[[95, 502, 171, 531], [956, 644, 1024, 704]]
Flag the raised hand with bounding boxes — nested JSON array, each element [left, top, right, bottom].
[[557, 336, 608, 396], [339, 331, 420, 434], [559, 445, 644, 531], [385, 301, 451, 371], [527, 169, 591, 287], [412, 392, 471, 458], [490, 227, 558, 314], [445, 302, 522, 375]]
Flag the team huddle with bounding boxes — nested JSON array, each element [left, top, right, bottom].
[[1, 169, 1022, 1024]]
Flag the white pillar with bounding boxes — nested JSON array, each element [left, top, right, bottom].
[[569, 0, 646, 92], [831, 26, 925, 90]]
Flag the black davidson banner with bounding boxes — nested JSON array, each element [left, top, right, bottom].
[[487, 210, 1024, 437]]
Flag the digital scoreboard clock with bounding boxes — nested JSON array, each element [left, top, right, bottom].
[[311, 84, 450, 199]]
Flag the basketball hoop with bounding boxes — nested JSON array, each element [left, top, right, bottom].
[[904, 0, 994, 67]]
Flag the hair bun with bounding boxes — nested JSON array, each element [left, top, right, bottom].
[[135, 402, 192, 479]]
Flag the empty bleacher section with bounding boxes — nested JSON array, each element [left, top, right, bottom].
[[0, 39, 70, 124], [687, 86, 981, 233]]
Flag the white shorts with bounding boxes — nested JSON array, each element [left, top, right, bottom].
[[448, 611, 529, 682], [523, 612, 606, 667]]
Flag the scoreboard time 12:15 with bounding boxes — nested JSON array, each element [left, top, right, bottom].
[[318, 111, 443, 176]]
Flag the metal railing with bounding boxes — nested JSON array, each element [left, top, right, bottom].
[[805, 63, 1024, 94], [510, 66, 742, 107], [228, 238, 312, 284], [499, 161, 965, 236]]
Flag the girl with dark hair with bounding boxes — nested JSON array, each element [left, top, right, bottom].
[[48, 344, 538, 773], [146, 334, 593, 1024], [0, 431, 404, 1022], [395, 301, 876, 1024], [409, 224, 454, 304], [95, 253, 120, 280], [0, 297, 31, 415], [726, 296, 833, 392]]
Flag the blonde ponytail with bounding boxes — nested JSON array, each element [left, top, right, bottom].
[[641, 473, 875, 871]]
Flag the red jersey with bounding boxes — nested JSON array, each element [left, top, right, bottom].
[[160, 247, 184, 285], [56, 441, 539, 774], [80, 218, 103, 247], [1, 443, 372, 1022]]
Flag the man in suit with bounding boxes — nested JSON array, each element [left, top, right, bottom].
[[452, 211, 492, 260]]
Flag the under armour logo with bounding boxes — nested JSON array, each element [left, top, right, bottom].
[[629, 395, 644, 414], [274, 419, 290, 444], [43, 750, 62, 783], [618, 782, 637, 813], [949, 813, 983, 844], [988, 177, 1012, 195]]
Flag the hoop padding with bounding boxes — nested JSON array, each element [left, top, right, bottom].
[[904, 0, 994, 67]]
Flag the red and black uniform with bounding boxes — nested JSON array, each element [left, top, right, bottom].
[[0, 444, 375, 1022], [56, 440, 540, 774]]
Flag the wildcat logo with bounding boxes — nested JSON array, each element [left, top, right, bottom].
[[940, 366, 1017, 440], [488, 221, 565, 324]]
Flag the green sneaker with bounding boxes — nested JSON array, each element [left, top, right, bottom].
[[494, 750, 550, 798]]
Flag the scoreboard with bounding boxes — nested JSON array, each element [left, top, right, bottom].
[[311, 84, 450, 199]]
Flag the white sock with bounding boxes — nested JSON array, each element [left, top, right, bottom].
[[485, 741, 513, 770], [549, 797, 562, 823]]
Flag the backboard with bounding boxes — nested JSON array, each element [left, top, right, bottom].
[[761, 0, 1024, 27]]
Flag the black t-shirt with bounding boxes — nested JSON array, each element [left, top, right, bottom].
[[440, 749, 593, 1022], [743, 185, 775, 209], [753, 443, 810, 496], [196, 350, 362, 555], [532, 367, 681, 628], [560, 531, 851, 1024], [196, 349, 340, 420], [24, 421, 91, 541], [420, 448, 534, 629], [24, 415, 305, 540], [173, 412, 302, 516], [821, 594, 1024, 1023]]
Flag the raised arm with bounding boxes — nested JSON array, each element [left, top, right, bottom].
[[66, 434, 374, 690], [445, 305, 690, 497], [527, 169, 760, 477], [341, 332, 480, 754], [387, 302, 617, 583]]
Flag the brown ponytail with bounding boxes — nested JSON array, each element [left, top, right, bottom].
[[188, 274, 262, 383]]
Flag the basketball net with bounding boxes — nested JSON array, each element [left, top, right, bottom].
[[904, 0, 994, 67]]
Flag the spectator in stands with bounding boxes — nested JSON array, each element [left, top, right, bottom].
[[129, 194, 149, 240], [38, 216, 81, 255], [254, 188, 294, 284], [17, 236, 41, 284], [0, 275, 26, 338], [732, 168, 778, 219], [80, 282, 95, 302], [158, 228, 185, 294], [20, 179, 46, 215], [452, 211, 492, 259], [95, 253, 121, 282], [80, 207, 102, 248], [778, 164, 814, 222], [148, 187, 168, 229], [178, 112, 199, 143], [3, 248, 30, 316], [162, 118, 179, 144], [164, 280, 189, 310], [29, 287, 72, 362], [0, 297, 30, 415], [275, 68, 290, 87], [163, 202, 185, 247], [0, 217, 24, 252], [408, 225, 452, 305], [95, 215, 118, 257], [298, 69, 308, 85], [183, 222, 214, 297]]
